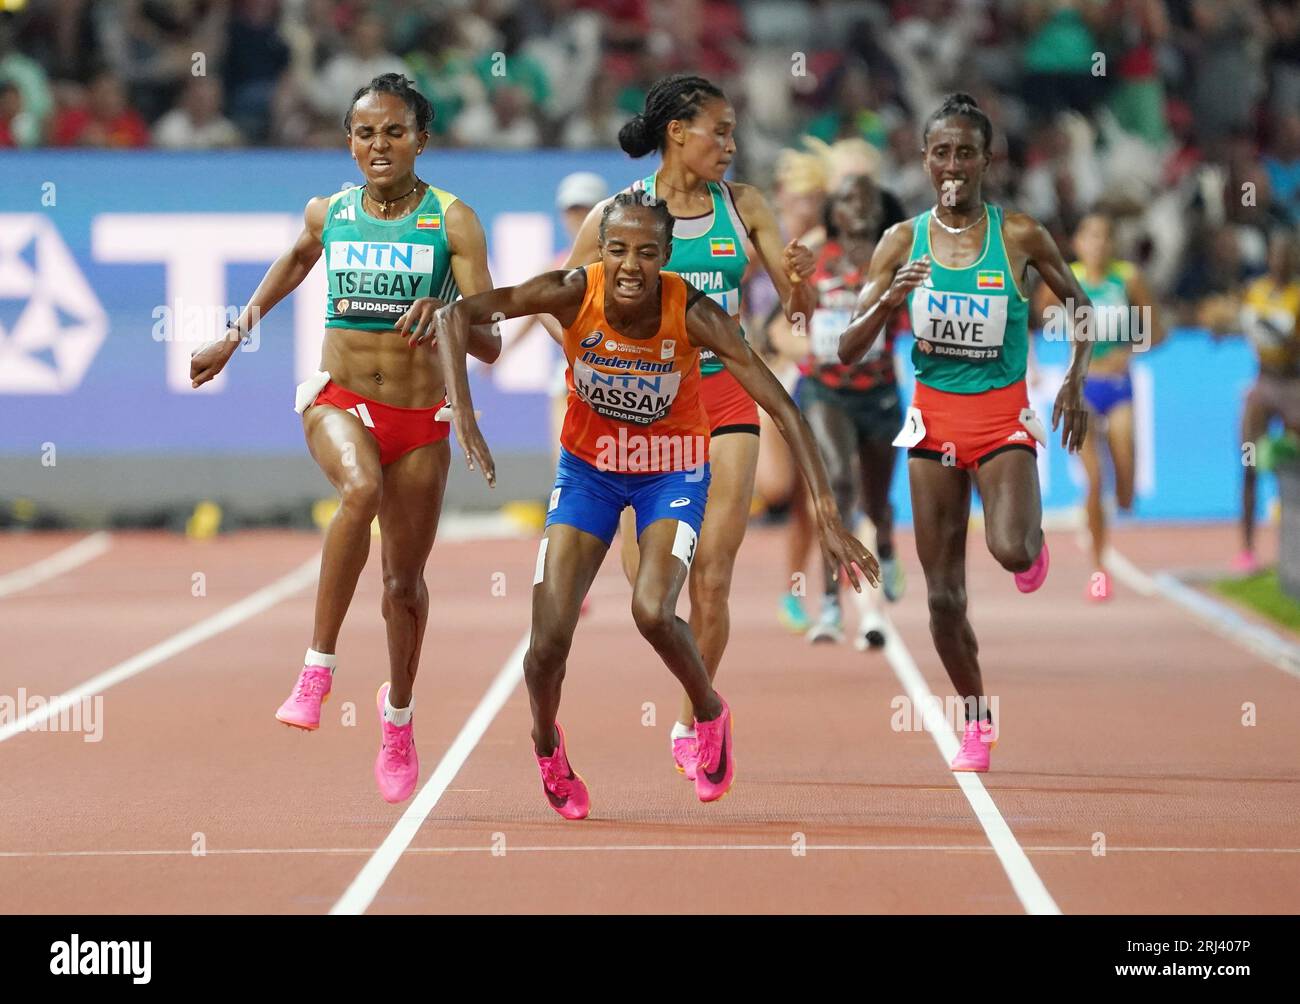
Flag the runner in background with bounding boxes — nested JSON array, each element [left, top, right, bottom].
[[1230, 229, 1300, 573], [1036, 211, 1164, 599]]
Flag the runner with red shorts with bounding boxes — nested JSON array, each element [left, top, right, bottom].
[[433, 193, 876, 817], [840, 93, 1093, 773], [189, 74, 500, 804]]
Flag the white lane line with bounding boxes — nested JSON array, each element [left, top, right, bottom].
[[0, 532, 112, 599], [0, 554, 320, 743], [880, 618, 1063, 916], [1106, 546, 1300, 681], [6, 844, 1295, 860], [329, 631, 529, 916]]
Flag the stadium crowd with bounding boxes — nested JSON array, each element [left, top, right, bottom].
[[2, 0, 1298, 309]]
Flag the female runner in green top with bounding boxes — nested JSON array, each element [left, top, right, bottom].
[[839, 93, 1093, 773], [190, 74, 500, 803]]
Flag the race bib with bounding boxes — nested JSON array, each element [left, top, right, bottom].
[[294, 370, 332, 414], [1019, 407, 1047, 445], [892, 406, 927, 448], [910, 289, 1008, 362], [572, 358, 682, 425], [809, 308, 859, 364]]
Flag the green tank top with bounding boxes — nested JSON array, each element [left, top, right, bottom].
[[906, 203, 1029, 394], [634, 173, 749, 376], [322, 184, 459, 332], [1070, 259, 1134, 363]]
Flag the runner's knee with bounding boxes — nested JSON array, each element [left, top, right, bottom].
[[338, 475, 381, 522], [989, 533, 1035, 572], [630, 590, 675, 645], [689, 552, 734, 606], [988, 533, 1035, 573], [381, 573, 425, 612], [927, 584, 967, 624], [525, 627, 571, 678]]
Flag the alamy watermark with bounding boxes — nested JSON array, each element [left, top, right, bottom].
[[0, 689, 104, 742], [594, 427, 708, 481], [890, 693, 998, 734], [151, 300, 261, 350], [1041, 299, 1153, 352]]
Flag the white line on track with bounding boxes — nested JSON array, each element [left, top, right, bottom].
[[0, 553, 320, 743], [0, 532, 112, 599], [879, 617, 1063, 916], [5, 845, 1295, 860], [329, 631, 529, 915], [1106, 545, 1300, 681]]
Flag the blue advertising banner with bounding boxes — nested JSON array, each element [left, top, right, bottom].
[[0, 152, 1272, 522], [0, 149, 632, 454]]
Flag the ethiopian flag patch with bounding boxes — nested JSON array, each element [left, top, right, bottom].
[[416, 214, 441, 230], [977, 270, 1004, 290], [709, 237, 736, 257]]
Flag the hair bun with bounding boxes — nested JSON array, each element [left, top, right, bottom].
[[618, 114, 657, 158], [947, 92, 979, 108]]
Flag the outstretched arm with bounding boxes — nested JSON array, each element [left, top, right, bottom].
[[1008, 212, 1093, 452], [191, 196, 327, 387], [685, 287, 879, 590], [393, 199, 501, 363], [433, 268, 589, 486]]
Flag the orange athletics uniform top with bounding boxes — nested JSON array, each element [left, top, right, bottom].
[[560, 263, 711, 472]]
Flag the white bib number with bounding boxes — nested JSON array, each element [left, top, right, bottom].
[[910, 290, 1009, 362], [572, 358, 681, 426]]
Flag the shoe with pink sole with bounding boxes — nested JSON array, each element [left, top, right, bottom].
[[950, 719, 996, 772], [275, 664, 332, 731], [672, 734, 698, 781], [694, 697, 735, 802], [374, 683, 418, 804], [535, 723, 590, 820]]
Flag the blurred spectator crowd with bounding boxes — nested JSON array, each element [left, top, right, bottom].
[[2, 0, 1299, 313]]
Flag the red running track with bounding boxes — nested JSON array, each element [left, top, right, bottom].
[[0, 521, 1296, 914]]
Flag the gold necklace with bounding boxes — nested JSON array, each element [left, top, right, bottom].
[[931, 205, 987, 235], [364, 180, 420, 217], [654, 172, 710, 205]]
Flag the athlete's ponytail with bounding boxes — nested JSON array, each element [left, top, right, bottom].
[[922, 92, 992, 152], [618, 74, 726, 159], [344, 73, 434, 135]]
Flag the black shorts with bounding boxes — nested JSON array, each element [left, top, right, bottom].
[[797, 378, 903, 444]]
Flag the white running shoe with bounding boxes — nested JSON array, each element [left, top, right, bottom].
[[806, 599, 844, 645]]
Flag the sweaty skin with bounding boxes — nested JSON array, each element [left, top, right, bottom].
[[435, 205, 876, 756], [835, 113, 1091, 712], [187, 89, 501, 713]]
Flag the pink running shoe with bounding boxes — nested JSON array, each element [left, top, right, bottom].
[[672, 733, 698, 781], [694, 697, 735, 802], [535, 723, 590, 820], [373, 683, 418, 804], [275, 664, 332, 731], [1087, 570, 1112, 602], [1014, 537, 1050, 593], [1231, 550, 1261, 575], [950, 719, 995, 772]]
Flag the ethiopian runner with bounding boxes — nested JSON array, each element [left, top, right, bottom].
[[839, 93, 1092, 773], [190, 73, 500, 804]]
